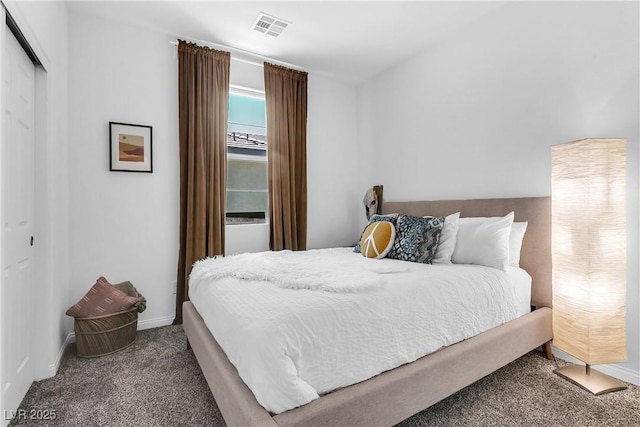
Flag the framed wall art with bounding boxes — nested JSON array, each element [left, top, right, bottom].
[[109, 122, 153, 172]]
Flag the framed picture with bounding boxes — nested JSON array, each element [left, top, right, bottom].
[[109, 122, 153, 172]]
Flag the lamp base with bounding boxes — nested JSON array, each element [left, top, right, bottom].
[[554, 364, 627, 395]]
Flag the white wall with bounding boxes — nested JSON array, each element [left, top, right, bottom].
[[358, 1, 640, 384], [68, 11, 179, 330], [307, 74, 361, 248], [67, 12, 361, 329], [2, 0, 70, 381]]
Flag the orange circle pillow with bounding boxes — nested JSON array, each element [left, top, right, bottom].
[[360, 221, 396, 259]]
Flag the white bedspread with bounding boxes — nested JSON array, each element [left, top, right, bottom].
[[189, 247, 526, 414]]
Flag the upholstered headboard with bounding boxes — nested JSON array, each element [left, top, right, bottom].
[[382, 197, 551, 308]]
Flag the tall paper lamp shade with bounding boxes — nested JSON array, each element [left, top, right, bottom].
[[551, 138, 627, 394]]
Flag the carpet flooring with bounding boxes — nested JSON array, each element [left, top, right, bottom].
[[9, 325, 640, 426]]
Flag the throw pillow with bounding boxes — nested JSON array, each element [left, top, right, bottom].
[[451, 212, 514, 271], [354, 214, 399, 253], [509, 221, 528, 267], [432, 212, 460, 264], [360, 221, 396, 259], [66, 277, 140, 318], [387, 215, 444, 263]]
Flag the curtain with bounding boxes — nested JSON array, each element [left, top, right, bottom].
[[174, 41, 230, 324], [264, 62, 308, 251]]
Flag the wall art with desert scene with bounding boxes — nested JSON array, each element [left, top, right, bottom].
[[109, 122, 153, 172]]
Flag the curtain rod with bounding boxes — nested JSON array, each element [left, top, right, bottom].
[[169, 37, 306, 72]]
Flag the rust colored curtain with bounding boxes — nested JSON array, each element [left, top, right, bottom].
[[264, 62, 308, 251], [174, 41, 230, 324]]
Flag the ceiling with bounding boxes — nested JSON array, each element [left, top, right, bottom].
[[66, 1, 507, 85]]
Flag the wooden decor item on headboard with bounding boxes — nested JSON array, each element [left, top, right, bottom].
[[373, 185, 383, 215], [363, 185, 384, 220]]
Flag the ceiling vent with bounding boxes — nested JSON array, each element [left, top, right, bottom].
[[252, 12, 290, 37]]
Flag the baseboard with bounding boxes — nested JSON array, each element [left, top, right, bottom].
[[552, 348, 640, 386], [38, 332, 74, 380], [137, 315, 175, 330]]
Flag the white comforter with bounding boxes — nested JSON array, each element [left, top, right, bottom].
[[189, 248, 525, 414]]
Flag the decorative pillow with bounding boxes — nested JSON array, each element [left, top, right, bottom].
[[451, 212, 514, 271], [431, 212, 460, 264], [387, 215, 444, 263], [354, 214, 399, 253], [65, 277, 140, 318], [360, 221, 396, 259], [509, 221, 528, 267]]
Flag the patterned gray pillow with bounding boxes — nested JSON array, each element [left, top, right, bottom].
[[387, 215, 444, 263], [354, 214, 399, 253]]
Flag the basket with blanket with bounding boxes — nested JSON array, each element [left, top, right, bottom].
[[65, 277, 147, 358]]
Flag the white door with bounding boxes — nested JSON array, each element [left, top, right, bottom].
[[1, 26, 35, 418]]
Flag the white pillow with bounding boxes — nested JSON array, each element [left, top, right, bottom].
[[451, 212, 514, 271], [509, 221, 528, 267], [431, 212, 460, 264]]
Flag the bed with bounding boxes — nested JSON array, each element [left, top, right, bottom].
[[183, 197, 553, 426]]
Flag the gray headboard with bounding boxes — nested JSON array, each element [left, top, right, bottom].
[[382, 197, 551, 308]]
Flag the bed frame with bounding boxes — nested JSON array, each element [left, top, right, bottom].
[[183, 197, 553, 426]]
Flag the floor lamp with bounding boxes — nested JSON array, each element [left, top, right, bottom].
[[551, 138, 627, 395]]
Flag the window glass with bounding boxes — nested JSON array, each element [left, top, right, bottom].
[[226, 92, 267, 224]]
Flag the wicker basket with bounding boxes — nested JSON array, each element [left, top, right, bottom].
[[74, 307, 138, 358]]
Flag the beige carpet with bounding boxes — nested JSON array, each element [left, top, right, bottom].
[[9, 325, 640, 426]]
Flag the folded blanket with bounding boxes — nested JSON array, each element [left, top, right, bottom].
[[113, 280, 147, 313], [190, 248, 407, 293]]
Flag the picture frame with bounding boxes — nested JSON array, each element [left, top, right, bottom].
[[109, 122, 153, 173]]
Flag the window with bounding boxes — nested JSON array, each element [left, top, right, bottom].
[[226, 90, 267, 224]]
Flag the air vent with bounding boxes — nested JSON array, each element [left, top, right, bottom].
[[252, 12, 290, 37]]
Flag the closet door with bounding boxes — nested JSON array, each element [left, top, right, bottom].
[[1, 24, 36, 419]]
